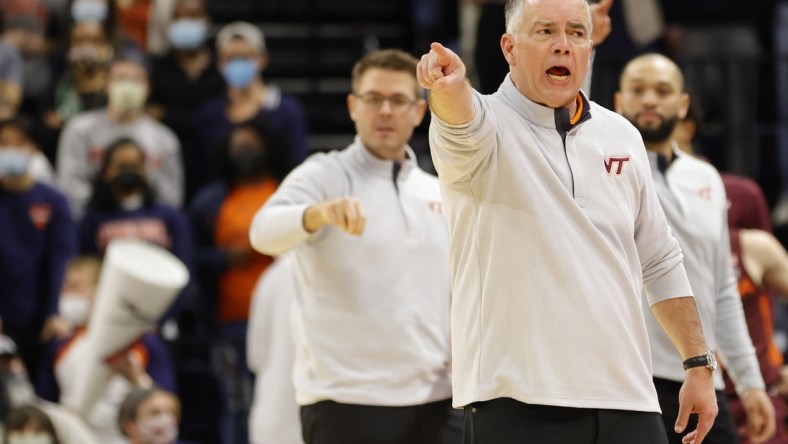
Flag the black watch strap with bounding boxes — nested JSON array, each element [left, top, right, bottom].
[[682, 351, 716, 371]]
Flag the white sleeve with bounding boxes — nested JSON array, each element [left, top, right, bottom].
[[247, 261, 273, 373], [55, 118, 92, 219], [634, 152, 694, 304], [39, 401, 100, 444], [249, 154, 346, 256], [714, 194, 764, 394], [154, 128, 184, 207], [428, 91, 498, 184]]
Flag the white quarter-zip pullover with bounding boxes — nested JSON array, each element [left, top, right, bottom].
[[645, 148, 763, 394], [429, 75, 694, 412], [250, 137, 453, 406]]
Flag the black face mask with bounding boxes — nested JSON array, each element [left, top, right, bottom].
[[111, 170, 146, 194], [230, 149, 266, 181]]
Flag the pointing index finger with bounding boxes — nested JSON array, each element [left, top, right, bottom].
[[430, 42, 452, 65]]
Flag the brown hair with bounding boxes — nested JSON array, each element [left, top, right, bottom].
[[351, 49, 421, 99], [118, 387, 181, 436], [4, 405, 60, 444], [66, 255, 102, 285]]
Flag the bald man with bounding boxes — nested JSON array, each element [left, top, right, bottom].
[[615, 53, 775, 444]]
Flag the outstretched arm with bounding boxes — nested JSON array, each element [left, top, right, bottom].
[[417, 42, 475, 125]]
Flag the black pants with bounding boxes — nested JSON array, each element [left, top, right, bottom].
[[463, 397, 668, 444], [654, 377, 738, 444], [301, 398, 462, 444]]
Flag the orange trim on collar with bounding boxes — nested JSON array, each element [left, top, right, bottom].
[[570, 94, 583, 125]]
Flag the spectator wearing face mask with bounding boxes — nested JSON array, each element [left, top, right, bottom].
[[46, 21, 112, 131], [118, 387, 193, 444], [0, 0, 54, 118], [33, 251, 176, 443], [148, 0, 224, 204], [77, 137, 191, 267], [0, 336, 99, 444], [3, 405, 61, 444], [194, 22, 308, 194], [76, 137, 191, 321], [0, 115, 57, 186], [189, 121, 278, 444], [55, 57, 183, 220], [41, 20, 112, 164], [55, 256, 101, 333], [0, 117, 75, 378], [64, 0, 144, 61]]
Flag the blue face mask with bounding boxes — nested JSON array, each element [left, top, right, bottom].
[[222, 58, 258, 88], [0, 149, 30, 178], [71, 0, 108, 23], [168, 18, 208, 50]]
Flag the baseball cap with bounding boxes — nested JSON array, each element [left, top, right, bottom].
[[216, 22, 266, 53], [0, 335, 18, 356]]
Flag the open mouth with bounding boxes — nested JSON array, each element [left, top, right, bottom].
[[546, 66, 570, 82]]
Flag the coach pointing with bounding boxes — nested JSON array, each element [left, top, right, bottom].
[[417, 0, 718, 442]]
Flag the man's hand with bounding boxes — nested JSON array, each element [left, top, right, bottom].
[[417, 42, 466, 91], [676, 368, 718, 443], [417, 42, 475, 125], [739, 388, 776, 443], [40, 315, 74, 342], [304, 197, 366, 236], [107, 350, 153, 388], [776, 366, 788, 397], [590, 0, 613, 46]]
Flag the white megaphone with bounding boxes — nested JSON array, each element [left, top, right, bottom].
[[68, 238, 189, 417]]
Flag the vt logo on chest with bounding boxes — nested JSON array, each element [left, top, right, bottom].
[[604, 156, 631, 176]]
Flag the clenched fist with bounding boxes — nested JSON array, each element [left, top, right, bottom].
[[304, 197, 367, 236]]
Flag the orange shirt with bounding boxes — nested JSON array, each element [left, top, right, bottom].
[[215, 179, 278, 322], [117, 0, 151, 51]]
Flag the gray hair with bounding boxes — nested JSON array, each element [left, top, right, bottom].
[[504, 0, 593, 35]]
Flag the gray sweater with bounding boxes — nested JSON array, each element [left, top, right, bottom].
[[55, 109, 183, 218]]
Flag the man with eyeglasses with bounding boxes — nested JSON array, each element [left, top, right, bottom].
[[249, 49, 461, 443]]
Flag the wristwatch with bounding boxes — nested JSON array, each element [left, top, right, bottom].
[[682, 351, 717, 371]]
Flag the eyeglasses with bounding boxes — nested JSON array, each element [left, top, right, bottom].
[[353, 92, 419, 112]]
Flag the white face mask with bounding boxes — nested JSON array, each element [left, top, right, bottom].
[[137, 412, 178, 444], [108, 79, 147, 114], [120, 193, 144, 211], [59, 293, 91, 327], [7, 433, 54, 444], [0, 148, 31, 178]]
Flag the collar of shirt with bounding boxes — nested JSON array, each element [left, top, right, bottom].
[[349, 135, 417, 181], [648, 141, 686, 176], [496, 73, 592, 131]]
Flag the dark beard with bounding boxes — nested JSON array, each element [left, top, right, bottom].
[[627, 115, 679, 144]]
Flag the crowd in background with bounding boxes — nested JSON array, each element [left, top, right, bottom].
[[0, 0, 786, 443]]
